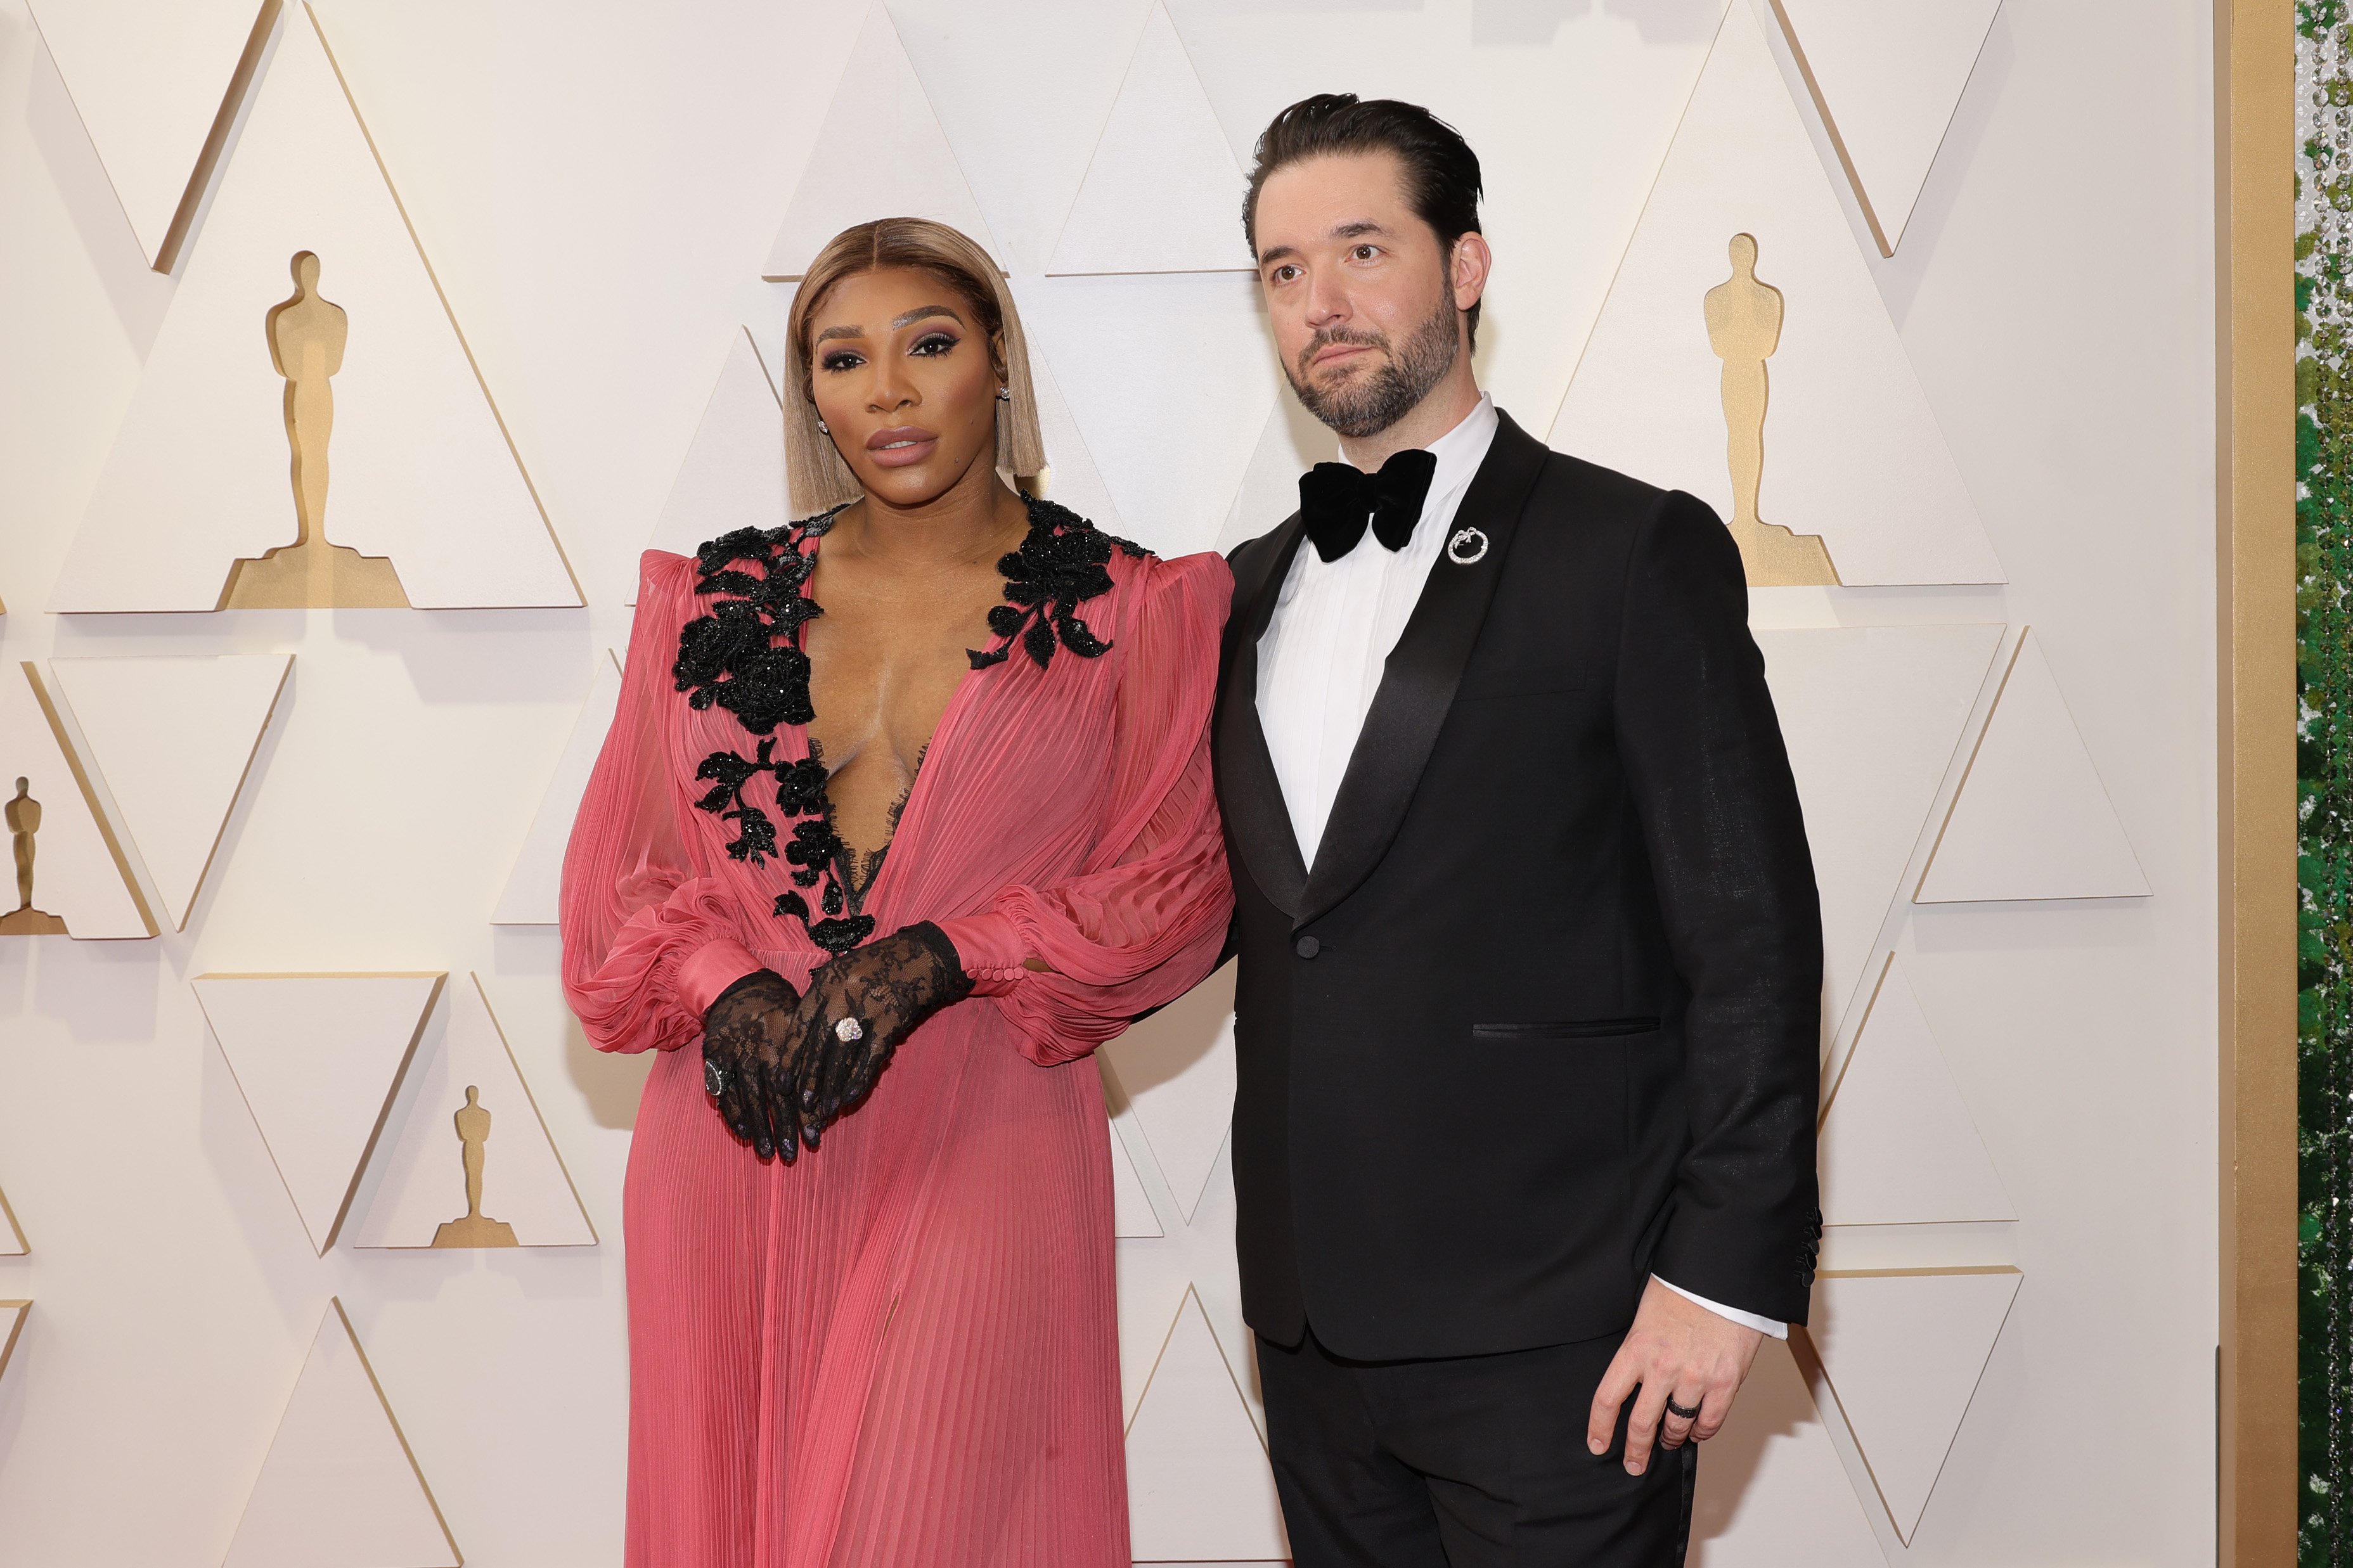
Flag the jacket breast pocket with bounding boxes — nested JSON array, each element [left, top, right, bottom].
[[1472, 1017, 1659, 1041]]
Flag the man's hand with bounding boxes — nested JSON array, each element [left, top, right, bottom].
[[1587, 1276, 1764, 1475]]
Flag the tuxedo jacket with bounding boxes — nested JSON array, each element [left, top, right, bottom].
[[1214, 413, 1823, 1363]]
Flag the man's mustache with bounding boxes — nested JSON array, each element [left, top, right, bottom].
[[1297, 327, 1391, 379]]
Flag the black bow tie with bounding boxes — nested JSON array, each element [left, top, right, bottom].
[[1299, 448, 1440, 563]]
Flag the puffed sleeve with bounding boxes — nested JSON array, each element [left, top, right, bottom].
[[936, 552, 1235, 1065], [559, 553, 768, 1055]]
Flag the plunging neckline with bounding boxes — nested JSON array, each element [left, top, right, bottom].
[[794, 529, 984, 923], [673, 492, 1142, 953]]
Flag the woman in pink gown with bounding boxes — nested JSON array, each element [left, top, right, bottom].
[[560, 219, 1232, 1567]]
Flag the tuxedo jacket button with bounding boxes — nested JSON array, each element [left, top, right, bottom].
[[1294, 936, 1321, 959]]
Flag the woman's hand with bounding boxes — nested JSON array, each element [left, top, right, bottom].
[[699, 969, 813, 1162], [790, 922, 975, 1142]]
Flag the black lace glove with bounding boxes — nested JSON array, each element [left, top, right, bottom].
[[699, 968, 813, 1162], [791, 922, 975, 1142]]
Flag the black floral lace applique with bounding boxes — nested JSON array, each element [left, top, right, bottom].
[[969, 496, 1145, 671], [678, 496, 1134, 955]]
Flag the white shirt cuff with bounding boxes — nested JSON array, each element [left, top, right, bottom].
[[1654, 1275, 1787, 1339]]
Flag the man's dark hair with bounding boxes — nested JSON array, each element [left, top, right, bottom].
[[1242, 94, 1485, 346]]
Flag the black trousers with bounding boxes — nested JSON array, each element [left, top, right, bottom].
[[1258, 1325, 1696, 1568]]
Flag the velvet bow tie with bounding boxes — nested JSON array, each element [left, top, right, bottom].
[[1299, 448, 1440, 563]]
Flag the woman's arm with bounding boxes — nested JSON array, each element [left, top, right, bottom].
[[936, 551, 1236, 1065], [558, 553, 770, 1055]]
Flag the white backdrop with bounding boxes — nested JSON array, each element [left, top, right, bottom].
[[0, 1, 2220, 1564]]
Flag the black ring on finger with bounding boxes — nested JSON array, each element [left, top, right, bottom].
[[1663, 1395, 1703, 1421]]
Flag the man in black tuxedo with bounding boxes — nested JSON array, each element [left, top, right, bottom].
[[1215, 95, 1823, 1565]]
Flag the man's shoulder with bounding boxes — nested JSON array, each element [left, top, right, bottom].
[[1223, 515, 1300, 598], [1521, 437, 1689, 529]]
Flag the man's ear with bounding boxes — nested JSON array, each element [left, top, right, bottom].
[[1450, 231, 1493, 313]]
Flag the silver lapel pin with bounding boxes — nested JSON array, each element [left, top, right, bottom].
[[1447, 526, 1489, 565]]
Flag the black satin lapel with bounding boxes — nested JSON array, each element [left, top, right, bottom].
[[1213, 514, 1311, 918], [1296, 414, 1550, 929]]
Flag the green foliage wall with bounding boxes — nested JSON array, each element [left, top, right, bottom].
[[2301, 9, 2353, 1564]]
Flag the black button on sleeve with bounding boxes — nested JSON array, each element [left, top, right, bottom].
[[1294, 936, 1320, 958]]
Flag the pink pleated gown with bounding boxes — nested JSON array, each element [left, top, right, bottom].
[[560, 535, 1234, 1567]]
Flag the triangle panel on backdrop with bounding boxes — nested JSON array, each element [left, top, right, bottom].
[[0, 1301, 26, 1388], [49, 654, 290, 930], [222, 1299, 460, 1568], [1017, 273, 1275, 556], [762, 4, 1002, 281], [1550, 3, 2002, 586], [493, 650, 622, 925], [0, 662, 156, 939], [49, 4, 579, 612], [888, 0, 1155, 274], [1753, 626, 2001, 1037], [352, 975, 595, 1248], [1108, 1117, 1162, 1239], [1806, 1267, 2021, 1542], [1768, 0, 2002, 255], [644, 328, 786, 563], [1916, 629, 2150, 903], [1025, 340, 1130, 538], [1819, 956, 2014, 1227], [0, 1181, 23, 1254], [26, 0, 276, 271], [1047, 3, 1251, 276], [195, 972, 445, 1254], [1125, 1288, 1289, 1562], [1219, 397, 1337, 551], [1688, 1339, 1884, 1568]]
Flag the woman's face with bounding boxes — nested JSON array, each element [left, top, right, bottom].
[[804, 266, 1002, 509]]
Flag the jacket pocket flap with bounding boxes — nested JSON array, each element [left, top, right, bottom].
[[1472, 1017, 1660, 1040]]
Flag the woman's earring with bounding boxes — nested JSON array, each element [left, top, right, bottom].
[[816, 418, 829, 434], [996, 386, 1010, 402]]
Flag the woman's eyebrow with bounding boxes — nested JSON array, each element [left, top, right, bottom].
[[815, 305, 965, 345]]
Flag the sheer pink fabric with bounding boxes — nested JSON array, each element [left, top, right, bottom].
[[561, 539, 1234, 1568]]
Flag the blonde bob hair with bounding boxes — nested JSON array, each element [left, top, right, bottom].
[[783, 217, 1048, 513]]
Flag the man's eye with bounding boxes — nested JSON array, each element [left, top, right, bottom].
[[910, 332, 958, 356], [820, 350, 863, 372], [1352, 245, 1379, 261], [1272, 265, 1300, 284]]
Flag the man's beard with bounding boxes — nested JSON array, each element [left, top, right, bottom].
[[1285, 295, 1462, 440]]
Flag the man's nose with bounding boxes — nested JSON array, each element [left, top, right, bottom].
[[1304, 276, 1350, 328]]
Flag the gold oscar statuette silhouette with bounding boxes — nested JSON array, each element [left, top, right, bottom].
[[1703, 234, 1840, 587], [431, 1085, 518, 1247], [217, 251, 411, 609], [0, 778, 68, 936]]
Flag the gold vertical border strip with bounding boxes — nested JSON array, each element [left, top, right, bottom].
[[2217, 0, 2298, 1562], [20, 662, 158, 937]]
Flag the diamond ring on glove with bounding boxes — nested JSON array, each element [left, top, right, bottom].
[[704, 1057, 727, 1096], [835, 1017, 866, 1043]]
